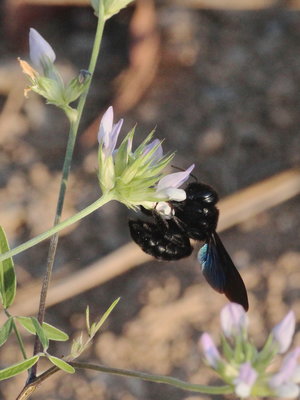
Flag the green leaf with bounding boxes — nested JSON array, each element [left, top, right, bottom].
[[86, 306, 90, 335], [0, 318, 13, 347], [17, 317, 68, 341], [31, 318, 49, 351], [92, 297, 120, 337], [0, 226, 16, 308], [42, 323, 69, 341], [47, 356, 75, 374], [17, 316, 38, 334], [0, 355, 39, 381]]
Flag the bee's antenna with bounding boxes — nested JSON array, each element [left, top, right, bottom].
[[171, 165, 197, 181]]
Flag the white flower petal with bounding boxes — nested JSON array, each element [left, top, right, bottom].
[[235, 382, 252, 398], [156, 187, 187, 201], [271, 310, 296, 353], [157, 164, 194, 191], [98, 106, 114, 144], [29, 28, 56, 70], [155, 202, 173, 217], [273, 383, 300, 399], [269, 347, 300, 387]]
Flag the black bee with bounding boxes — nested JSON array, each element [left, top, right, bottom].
[[129, 182, 249, 311]]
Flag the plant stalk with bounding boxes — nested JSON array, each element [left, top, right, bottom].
[[29, 9, 106, 381], [17, 362, 233, 400]]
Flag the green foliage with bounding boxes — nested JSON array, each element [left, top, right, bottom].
[[0, 226, 16, 309], [0, 356, 39, 381], [47, 355, 75, 374], [88, 297, 120, 337], [71, 298, 120, 359], [0, 318, 13, 347], [30, 318, 49, 351], [17, 317, 69, 341]]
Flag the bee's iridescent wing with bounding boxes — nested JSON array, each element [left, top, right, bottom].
[[198, 232, 249, 311]]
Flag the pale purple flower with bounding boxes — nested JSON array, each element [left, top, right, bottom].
[[234, 363, 257, 398], [29, 28, 56, 70], [220, 302, 248, 338], [271, 310, 296, 353], [269, 347, 300, 391], [200, 333, 221, 368], [98, 106, 124, 157], [155, 164, 195, 201], [142, 139, 163, 164]]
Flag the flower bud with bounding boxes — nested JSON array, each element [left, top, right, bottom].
[[19, 28, 89, 120], [220, 303, 248, 338], [200, 333, 221, 368], [29, 28, 56, 72], [234, 363, 257, 398], [271, 311, 296, 353]]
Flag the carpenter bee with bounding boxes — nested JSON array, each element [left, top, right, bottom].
[[129, 182, 249, 311]]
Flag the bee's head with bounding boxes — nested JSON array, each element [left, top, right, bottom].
[[185, 182, 219, 205]]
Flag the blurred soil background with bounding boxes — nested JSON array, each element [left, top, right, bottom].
[[1, 0, 300, 399]]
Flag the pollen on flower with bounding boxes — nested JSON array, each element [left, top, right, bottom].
[[18, 58, 39, 80]]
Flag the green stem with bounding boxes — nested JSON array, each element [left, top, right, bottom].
[[16, 363, 233, 400], [0, 193, 114, 264], [70, 362, 233, 394], [4, 310, 27, 360], [77, 362, 233, 395], [30, 119, 78, 378], [29, 7, 107, 379], [73, 2, 106, 134]]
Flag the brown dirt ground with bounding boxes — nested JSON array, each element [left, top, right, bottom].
[[0, 2, 300, 399]]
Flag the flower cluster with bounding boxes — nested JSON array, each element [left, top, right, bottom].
[[200, 303, 300, 398], [19, 28, 90, 121], [97, 106, 194, 209]]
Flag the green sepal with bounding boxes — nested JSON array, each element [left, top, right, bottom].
[[114, 127, 135, 177], [221, 335, 234, 362], [133, 130, 155, 157], [64, 72, 91, 104], [120, 137, 162, 185], [91, 0, 134, 20], [98, 156, 115, 192]]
